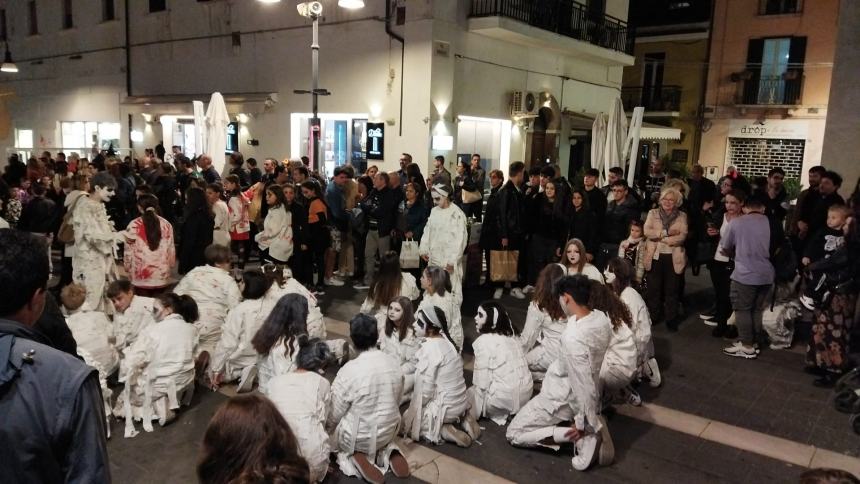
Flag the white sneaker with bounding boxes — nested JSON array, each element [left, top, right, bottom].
[[324, 277, 344, 287], [702, 317, 718, 327], [799, 294, 816, 311], [237, 365, 257, 393], [353, 283, 371, 290], [722, 341, 757, 359], [493, 288, 503, 300], [523, 285, 535, 294], [571, 433, 600, 471], [645, 358, 661, 388], [510, 287, 526, 299]]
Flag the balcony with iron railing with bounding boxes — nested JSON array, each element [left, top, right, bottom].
[[468, 0, 635, 64], [739, 74, 803, 106], [621, 85, 682, 114]]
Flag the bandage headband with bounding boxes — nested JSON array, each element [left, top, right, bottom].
[[431, 184, 450, 198], [417, 308, 442, 328]]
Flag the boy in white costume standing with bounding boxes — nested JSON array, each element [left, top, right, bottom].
[[328, 314, 410, 483], [72, 171, 124, 312]]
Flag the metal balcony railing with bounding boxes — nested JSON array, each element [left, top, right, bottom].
[[741, 75, 803, 105], [470, 0, 635, 55], [621, 85, 682, 112]]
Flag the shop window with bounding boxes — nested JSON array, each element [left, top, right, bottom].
[[62, 0, 74, 29], [103, 0, 116, 21], [28, 1, 38, 36], [759, 0, 802, 15], [61, 121, 121, 151], [149, 0, 167, 13], [16, 129, 34, 149]]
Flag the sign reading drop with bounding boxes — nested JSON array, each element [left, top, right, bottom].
[[366, 123, 384, 160]]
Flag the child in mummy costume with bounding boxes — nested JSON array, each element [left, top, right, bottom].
[[261, 263, 347, 364], [604, 257, 661, 405], [359, 251, 421, 331], [251, 293, 310, 395], [268, 339, 334, 483], [328, 314, 410, 483], [208, 270, 273, 393], [521, 264, 569, 381], [507, 275, 624, 471], [418, 183, 468, 342], [378, 296, 420, 403], [108, 280, 156, 352], [417, 266, 463, 349], [71, 171, 125, 312], [468, 301, 533, 425], [402, 306, 481, 448], [115, 293, 199, 438], [173, 244, 241, 370]]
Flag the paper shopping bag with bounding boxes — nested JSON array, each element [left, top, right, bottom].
[[400, 239, 420, 269], [490, 250, 519, 282]]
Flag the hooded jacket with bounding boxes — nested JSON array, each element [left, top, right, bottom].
[[0, 319, 111, 484]]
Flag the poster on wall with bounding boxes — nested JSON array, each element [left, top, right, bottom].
[[366, 122, 384, 160]]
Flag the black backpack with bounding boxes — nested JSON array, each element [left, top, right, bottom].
[[771, 237, 797, 282]]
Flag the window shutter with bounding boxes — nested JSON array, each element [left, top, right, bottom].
[[785, 36, 806, 104], [743, 38, 764, 104]]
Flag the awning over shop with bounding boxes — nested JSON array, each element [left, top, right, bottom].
[[121, 93, 271, 115], [639, 126, 681, 140]]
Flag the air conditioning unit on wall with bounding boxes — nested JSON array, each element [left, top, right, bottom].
[[510, 91, 539, 118]]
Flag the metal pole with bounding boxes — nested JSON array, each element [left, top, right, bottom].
[[310, 16, 320, 171]]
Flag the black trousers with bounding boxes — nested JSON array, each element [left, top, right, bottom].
[[527, 234, 558, 285], [646, 254, 681, 323], [708, 259, 734, 325]]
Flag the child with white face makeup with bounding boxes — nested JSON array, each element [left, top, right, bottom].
[[559, 238, 604, 282], [467, 301, 533, 426], [402, 306, 476, 447], [378, 296, 420, 403]]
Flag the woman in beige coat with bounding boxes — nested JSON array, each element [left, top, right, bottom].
[[643, 187, 687, 332]]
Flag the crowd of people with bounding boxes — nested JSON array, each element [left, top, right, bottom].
[[1, 146, 859, 483]]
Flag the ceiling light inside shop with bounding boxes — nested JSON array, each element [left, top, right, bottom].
[[257, 0, 282, 3], [130, 130, 144, 142], [1, 48, 18, 73], [338, 0, 365, 9]]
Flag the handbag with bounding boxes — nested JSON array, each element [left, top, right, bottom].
[[461, 188, 482, 204], [490, 250, 519, 282], [400, 239, 420, 269], [57, 194, 84, 244]]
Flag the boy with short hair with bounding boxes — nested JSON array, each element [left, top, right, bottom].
[[61, 283, 119, 377], [799, 204, 850, 310], [107, 280, 156, 350]]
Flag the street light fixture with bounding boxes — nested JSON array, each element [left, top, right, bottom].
[[1, 45, 18, 73]]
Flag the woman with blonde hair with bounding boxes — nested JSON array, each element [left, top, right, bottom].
[[559, 238, 603, 282], [643, 187, 688, 332]]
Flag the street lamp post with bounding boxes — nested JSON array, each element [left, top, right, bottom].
[[259, 0, 363, 172]]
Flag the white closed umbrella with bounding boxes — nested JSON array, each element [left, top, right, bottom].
[[591, 113, 607, 178], [602, 97, 627, 183], [192, 100, 206, 158], [205, 92, 230, 174]]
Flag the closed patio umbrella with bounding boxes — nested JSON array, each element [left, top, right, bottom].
[[205, 92, 230, 174]]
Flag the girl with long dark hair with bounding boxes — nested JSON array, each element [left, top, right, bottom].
[[179, 186, 214, 274], [520, 263, 568, 380], [256, 184, 293, 265], [252, 293, 309, 395], [528, 178, 573, 284], [197, 394, 310, 484], [453, 159, 478, 217], [468, 301, 533, 425], [416, 266, 463, 350], [359, 251, 420, 328], [379, 296, 420, 402], [301, 180, 330, 293], [123, 193, 175, 294]]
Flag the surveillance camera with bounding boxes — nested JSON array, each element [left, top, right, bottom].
[[297, 1, 323, 18]]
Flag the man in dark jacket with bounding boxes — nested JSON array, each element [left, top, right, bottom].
[[750, 167, 790, 251], [358, 172, 398, 287], [0, 229, 111, 484], [599, 179, 640, 269], [685, 164, 717, 272], [494, 161, 527, 299], [583, 168, 608, 225]]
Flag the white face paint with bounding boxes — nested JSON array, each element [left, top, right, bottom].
[[603, 270, 616, 284], [475, 307, 488, 332], [153, 302, 167, 322], [95, 185, 116, 202], [413, 319, 427, 338], [387, 302, 404, 325]]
